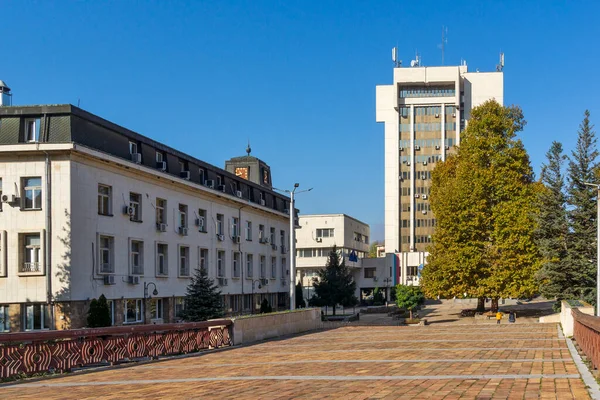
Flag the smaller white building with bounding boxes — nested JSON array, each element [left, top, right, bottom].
[[295, 214, 392, 303]]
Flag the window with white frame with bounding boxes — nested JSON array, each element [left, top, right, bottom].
[[24, 304, 49, 330], [246, 253, 253, 278], [271, 256, 277, 279], [217, 214, 224, 235], [129, 192, 141, 221], [107, 300, 115, 325], [130, 240, 144, 275], [125, 299, 143, 323], [246, 221, 252, 241], [198, 209, 207, 232], [232, 217, 239, 238], [198, 248, 208, 273], [21, 234, 41, 273], [0, 305, 9, 331], [175, 297, 185, 318], [270, 227, 275, 244], [260, 255, 266, 279], [129, 141, 138, 155], [281, 257, 287, 279], [233, 251, 240, 278], [316, 228, 334, 238], [156, 243, 168, 276], [217, 250, 225, 277], [259, 224, 265, 242], [150, 298, 163, 320], [156, 198, 166, 225], [199, 168, 205, 184], [179, 204, 188, 228], [179, 246, 190, 277], [280, 230, 285, 246], [25, 118, 41, 142], [155, 151, 163, 163], [98, 184, 112, 216], [99, 235, 114, 273], [22, 177, 42, 210]]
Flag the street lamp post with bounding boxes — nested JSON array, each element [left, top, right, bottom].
[[274, 183, 313, 311], [143, 281, 158, 324], [584, 182, 600, 316], [251, 279, 264, 314], [383, 277, 392, 305]]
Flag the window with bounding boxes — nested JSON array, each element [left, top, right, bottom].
[[175, 298, 186, 318], [316, 228, 334, 238], [270, 227, 275, 245], [24, 304, 49, 330], [179, 246, 190, 277], [217, 214, 224, 235], [98, 184, 112, 216], [125, 299, 143, 323], [246, 221, 252, 241], [156, 243, 168, 276], [179, 204, 188, 228], [232, 217, 239, 238], [280, 230, 285, 246], [99, 235, 114, 273], [150, 298, 163, 320], [179, 160, 185, 172], [21, 234, 41, 273], [198, 248, 208, 273], [25, 118, 41, 142], [198, 209, 207, 232], [129, 192, 141, 221], [281, 258, 287, 279], [156, 198, 166, 225], [129, 141, 138, 155], [260, 255, 266, 279], [364, 268, 376, 278], [246, 253, 253, 278], [259, 224, 265, 242], [199, 168, 205, 185], [0, 305, 9, 331], [130, 240, 144, 275], [233, 252, 240, 278], [155, 152, 163, 163], [22, 177, 42, 210], [217, 250, 225, 277], [271, 257, 277, 279]]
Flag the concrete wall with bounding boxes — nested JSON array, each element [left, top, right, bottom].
[[231, 308, 321, 345], [561, 300, 595, 337]]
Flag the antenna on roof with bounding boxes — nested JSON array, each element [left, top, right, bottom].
[[77, 98, 81, 107], [392, 47, 402, 68], [440, 26, 448, 65], [496, 52, 505, 71], [410, 51, 420, 67], [246, 140, 251, 156]]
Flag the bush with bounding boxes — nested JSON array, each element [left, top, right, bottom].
[[260, 298, 273, 313], [87, 294, 111, 328]]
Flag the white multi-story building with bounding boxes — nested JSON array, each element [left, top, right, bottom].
[[0, 91, 293, 332], [296, 214, 392, 303], [376, 57, 503, 286]]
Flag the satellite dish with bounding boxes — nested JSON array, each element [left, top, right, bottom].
[[410, 60, 417, 67]]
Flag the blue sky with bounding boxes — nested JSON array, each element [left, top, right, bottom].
[[2, 1, 599, 241]]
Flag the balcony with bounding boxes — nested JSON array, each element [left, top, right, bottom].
[[20, 262, 41, 273]]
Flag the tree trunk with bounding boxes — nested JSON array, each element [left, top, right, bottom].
[[476, 297, 485, 312], [332, 304, 336, 316], [409, 309, 413, 320], [491, 298, 499, 313]]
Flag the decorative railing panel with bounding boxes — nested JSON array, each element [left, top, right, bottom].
[[572, 309, 600, 369], [0, 320, 232, 379]]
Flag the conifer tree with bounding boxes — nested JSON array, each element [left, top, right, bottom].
[[87, 294, 111, 328], [421, 100, 542, 312], [295, 281, 306, 308], [566, 110, 599, 304], [312, 245, 358, 315], [180, 268, 224, 321], [536, 141, 573, 303]]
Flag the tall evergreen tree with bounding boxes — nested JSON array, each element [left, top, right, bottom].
[[536, 141, 573, 301], [180, 268, 224, 321], [87, 294, 111, 328], [312, 245, 358, 315], [566, 110, 599, 304], [295, 281, 306, 308], [421, 100, 542, 312]]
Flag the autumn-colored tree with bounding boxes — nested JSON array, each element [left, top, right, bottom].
[[421, 100, 542, 312]]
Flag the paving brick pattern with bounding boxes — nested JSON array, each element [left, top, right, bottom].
[[0, 323, 590, 399]]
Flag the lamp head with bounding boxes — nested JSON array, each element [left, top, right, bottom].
[[294, 183, 299, 188], [152, 288, 159, 296]]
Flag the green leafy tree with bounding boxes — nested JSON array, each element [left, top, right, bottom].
[[536, 141, 573, 302], [180, 268, 224, 321], [368, 241, 380, 258], [260, 298, 273, 313], [566, 110, 599, 305], [373, 287, 385, 305], [87, 294, 111, 328], [395, 285, 425, 319], [312, 245, 358, 315], [421, 100, 542, 312], [295, 281, 306, 308]]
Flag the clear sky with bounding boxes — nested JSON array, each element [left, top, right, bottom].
[[2, 1, 599, 241]]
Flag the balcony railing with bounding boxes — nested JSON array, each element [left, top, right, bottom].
[[20, 262, 41, 273]]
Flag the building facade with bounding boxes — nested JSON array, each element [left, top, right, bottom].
[[376, 60, 503, 284], [0, 101, 293, 332], [295, 214, 391, 303]]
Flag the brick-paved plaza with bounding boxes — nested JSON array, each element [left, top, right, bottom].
[[0, 319, 591, 399]]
